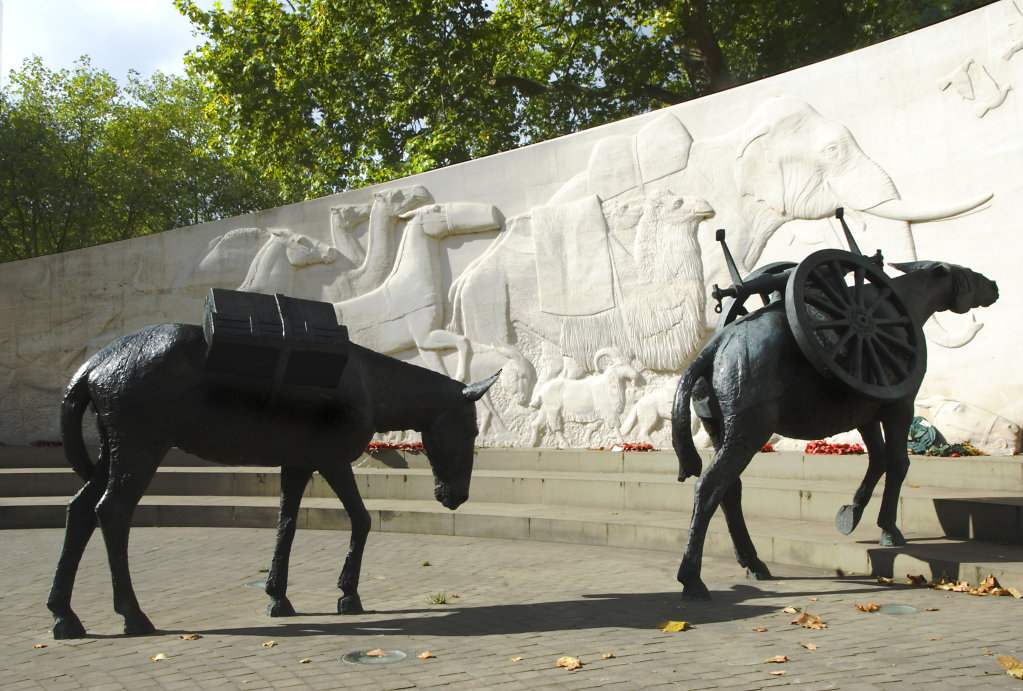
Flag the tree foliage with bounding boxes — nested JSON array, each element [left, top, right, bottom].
[[0, 57, 280, 261], [176, 0, 994, 197]]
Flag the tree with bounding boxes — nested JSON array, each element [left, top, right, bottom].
[[0, 58, 281, 261], [176, 0, 994, 197]]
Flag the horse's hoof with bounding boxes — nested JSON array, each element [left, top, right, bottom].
[[879, 528, 906, 547], [338, 594, 364, 615], [746, 560, 773, 580], [681, 580, 712, 602], [835, 505, 863, 535], [123, 614, 156, 636], [52, 615, 87, 640], [267, 598, 297, 617]]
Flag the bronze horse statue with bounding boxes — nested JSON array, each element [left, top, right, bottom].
[[671, 260, 998, 601], [48, 322, 496, 638]]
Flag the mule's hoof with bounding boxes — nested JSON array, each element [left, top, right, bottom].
[[681, 582, 712, 602], [746, 560, 773, 581], [267, 598, 297, 617], [52, 615, 87, 640], [835, 505, 862, 535], [879, 527, 906, 547], [123, 614, 156, 636], [338, 594, 364, 615]]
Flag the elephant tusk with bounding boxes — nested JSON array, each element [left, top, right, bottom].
[[864, 193, 993, 222], [923, 313, 984, 349]]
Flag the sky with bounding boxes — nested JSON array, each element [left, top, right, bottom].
[[1, 0, 227, 86]]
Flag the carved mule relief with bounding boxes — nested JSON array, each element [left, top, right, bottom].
[[938, 58, 1012, 117], [915, 395, 1022, 455]]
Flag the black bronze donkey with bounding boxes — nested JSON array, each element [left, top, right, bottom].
[[48, 322, 496, 638], [671, 260, 998, 601]]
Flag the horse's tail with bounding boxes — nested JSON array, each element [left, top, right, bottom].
[[60, 366, 96, 482], [672, 341, 716, 483]]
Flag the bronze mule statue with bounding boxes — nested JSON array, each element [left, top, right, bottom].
[[671, 260, 998, 601], [48, 320, 497, 639]]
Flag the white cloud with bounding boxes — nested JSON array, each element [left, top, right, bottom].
[[1, 0, 228, 84]]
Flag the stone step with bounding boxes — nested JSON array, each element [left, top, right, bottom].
[[8, 463, 1022, 544], [9, 447, 1023, 493], [5, 494, 1021, 593]]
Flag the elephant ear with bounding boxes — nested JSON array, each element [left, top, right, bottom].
[[734, 126, 786, 214]]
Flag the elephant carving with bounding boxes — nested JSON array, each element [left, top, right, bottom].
[[550, 96, 992, 347]]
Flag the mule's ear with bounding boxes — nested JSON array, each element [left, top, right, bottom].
[[889, 261, 915, 274], [462, 370, 501, 402], [930, 262, 952, 276]]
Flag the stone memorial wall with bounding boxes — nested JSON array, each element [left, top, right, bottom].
[[2, 1, 1020, 453]]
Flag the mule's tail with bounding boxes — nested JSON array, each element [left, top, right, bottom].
[[672, 343, 715, 483], [60, 369, 95, 482]]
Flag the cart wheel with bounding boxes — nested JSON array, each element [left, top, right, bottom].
[[716, 261, 797, 330], [785, 249, 925, 401]]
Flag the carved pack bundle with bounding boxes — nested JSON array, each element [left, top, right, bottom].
[[201, 288, 350, 405]]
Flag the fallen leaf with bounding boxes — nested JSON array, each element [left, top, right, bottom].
[[418, 652, 436, 659], [809, 597, 819, 602], [998, 656, 1023, 679], [557, 656, 582, 670], [510, 656, 524, 662], [1007, 587, 1023, 599], [299, 658, 311, 664], [791, 612, 826, 630], [751, 626, 767, 632], [797, 641, 819, 651], [925, 637, 941, 641], [984, 648, 994, 656], [450, 594, 460, 598], [180, 633, 202, 641], [365, 649, 386, 657], [877, 576, 894, 586], [770, 670, 787, 676], [855, 602, 881, 612], [658, 620, 690, 632], [926, 607, 939, 611], [764, 655, 788, 663], [262, 641, 277, 647], [907, 574, 928, 585], [782, 606, 800, 614], [149, 653, 169, 661], [602, 653, 615, 659]]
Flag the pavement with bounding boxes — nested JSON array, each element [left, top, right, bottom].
[[2, 526, 1022, 690]]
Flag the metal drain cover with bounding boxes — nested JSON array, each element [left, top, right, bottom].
[[342, 650, 407, 665]]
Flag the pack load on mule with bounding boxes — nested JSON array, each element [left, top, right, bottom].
[[202, 288, 350, 404], [671, 209, 999, 601], [48, 290, 498, 639]]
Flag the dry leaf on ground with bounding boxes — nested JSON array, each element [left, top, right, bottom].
[[418, 652, 436, 659], [764, 655, 788, 663], [299, 658, 311, 664], [791, 612, 826, 630], [602, 653, 615, 659], [751, 626, 767, 632], [782, 606, 800, 614], [510, 656, 524, 662], [557, 656, 582, 670], [798, 641, 819, 651], [148, 653, 168, 661], [877, 576, 894, 586], [32, 644, 46, 649], [770, 670, 787, 676], [998, 656, 1023, 679], [180, 633, 202, 641], [658, 620, 690, 632], [925, 637, 941, 641], [365, 649, 386, 657], [1007, 588, 1023, 599], [926, 607, 940, 611], [809, 597, 819, 601], [907, 574, 928, 585], [261, 641, 276, 647], [855, 602, 881, 612]]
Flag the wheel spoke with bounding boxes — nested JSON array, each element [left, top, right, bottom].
[[870, 335, 909, 379], [803, 290, 844, 315], [873, 316, 911, 328], [875, 328, 915, 355], [864, 339, 889, 387], [850, 334, 864, 379], [811, 318, 852, 330], [865, 286, 892, 315], [814, 262, 851, 308]]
